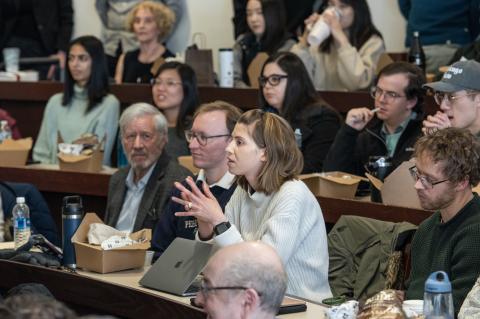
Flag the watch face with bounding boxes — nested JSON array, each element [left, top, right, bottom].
[[214, 222, 231, 235]]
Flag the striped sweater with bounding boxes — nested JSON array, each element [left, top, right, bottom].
[[214, 179, 332, 302]]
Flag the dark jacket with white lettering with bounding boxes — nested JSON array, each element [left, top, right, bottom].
[[323, 113, 424, 177], [151, 178, 236, 260]]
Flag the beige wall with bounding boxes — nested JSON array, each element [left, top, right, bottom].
[[72, 0, 407, 71]]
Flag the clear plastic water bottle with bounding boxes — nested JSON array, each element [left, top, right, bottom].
[[0, 120, 12, 143], [13, 197, 31, 249], [424, 271, 454, 319]]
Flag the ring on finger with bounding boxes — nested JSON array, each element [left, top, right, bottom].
[[185, 202, 193, 211]]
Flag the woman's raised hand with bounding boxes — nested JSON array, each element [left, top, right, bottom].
[[172, 176, 227, 239], [299, 12, 321, 46]]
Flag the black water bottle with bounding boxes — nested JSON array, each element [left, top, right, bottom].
[[367, 156, 392, 203], [408, 31, 426, 74], [62, 196, 84, 268]]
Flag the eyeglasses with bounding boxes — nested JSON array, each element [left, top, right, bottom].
[[258, 74, 288, 87], [409, 165, 449, 189], [198, 279, 262, 298], [370, 86, 406, 102], [185, 130, 230, 146], [433, 91, 477, 106], [150, 78, 182, 88]]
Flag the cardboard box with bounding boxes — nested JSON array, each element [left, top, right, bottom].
[[58, 150, 103, 173], [72, 213, 151, 274], [247, 52, 269, 89], [299, 171, 365, 199], [366, 161, 423, 209], [178, 155, 199, 174], [0, 138, 32, 167], [57, 134, 104, 173]]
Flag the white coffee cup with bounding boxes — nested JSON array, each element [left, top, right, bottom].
[[307, 8, 340, 46], [3, 48, 20, 73], [219, 48, 234, 88]]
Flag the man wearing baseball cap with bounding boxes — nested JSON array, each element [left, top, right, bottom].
[[423, 60, 480, 136]]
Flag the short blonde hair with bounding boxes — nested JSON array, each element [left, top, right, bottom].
[[194, 101, 242, 134], [236, 109, 303, 194], [126, 1, 175, 42]]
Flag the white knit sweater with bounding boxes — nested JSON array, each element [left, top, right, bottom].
[[214, 180, 332, 302]]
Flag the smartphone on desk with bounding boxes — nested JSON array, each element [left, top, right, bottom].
[[190, 295, 307, 315]]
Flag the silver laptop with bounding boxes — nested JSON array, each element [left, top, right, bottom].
[[139, 238, 214, 296]]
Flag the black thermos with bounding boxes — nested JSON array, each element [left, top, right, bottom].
[[62, 195, 84, 268]]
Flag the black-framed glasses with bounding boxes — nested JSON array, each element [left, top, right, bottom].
[[409, 165, 449, 189], [198, 280, 262, 298], [370, 86, 406, 102], [433, 91, 477, 106], [258, 74, 288, 87], [185, 130, 230, 146]]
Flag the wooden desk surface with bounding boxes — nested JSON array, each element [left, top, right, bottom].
[[0, 165, 432, 228], [0, 165, 113, 230], [0, 81, 437, 143], [0, 258, 327, 319]]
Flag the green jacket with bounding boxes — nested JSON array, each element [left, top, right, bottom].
[[328, 215, 417, 302]]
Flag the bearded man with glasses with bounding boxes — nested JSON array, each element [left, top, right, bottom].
[[423, 60, 480, 137], [104, 103, 192, 232], [324, 62, 426, 177], [405, 128, 480, 316]]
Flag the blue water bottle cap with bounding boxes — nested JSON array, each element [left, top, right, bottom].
[[425, 271, 452, 293]]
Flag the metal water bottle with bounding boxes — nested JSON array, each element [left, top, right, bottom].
[[424, 271, 454, 319], [62, 195, 84, 268], [367, 156, 392, 203]]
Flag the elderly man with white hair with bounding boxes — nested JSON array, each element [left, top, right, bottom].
[[104, 103, 192, 232]]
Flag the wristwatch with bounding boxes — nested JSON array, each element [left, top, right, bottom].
[[214, 221, 231, 236]]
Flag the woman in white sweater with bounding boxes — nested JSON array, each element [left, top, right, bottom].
[[290, 0, 385, 91], [173, 109, 332, 302]]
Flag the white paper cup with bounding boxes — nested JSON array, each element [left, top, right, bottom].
[[3, 48, 20, 73], [403, 299, 424, 316], [144, 250, 154, 267], [219, 48, 234, 88], [308, 18, 331, 46]]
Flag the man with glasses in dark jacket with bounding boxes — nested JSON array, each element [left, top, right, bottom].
[[324, 62, 426, 177]]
